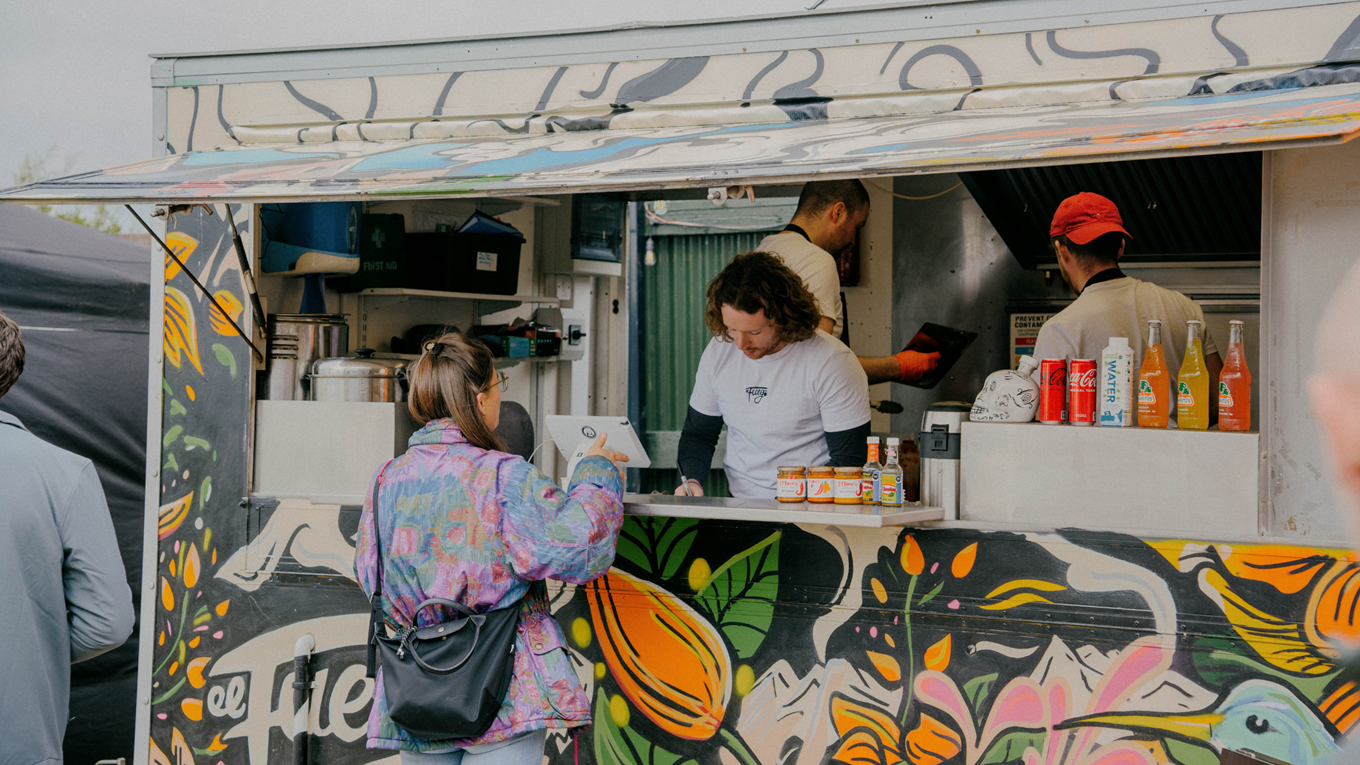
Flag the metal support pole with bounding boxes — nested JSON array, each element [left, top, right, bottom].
[[292, 634, 316, 765]]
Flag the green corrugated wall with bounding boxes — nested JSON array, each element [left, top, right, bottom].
[[637, 232, 773, 495]]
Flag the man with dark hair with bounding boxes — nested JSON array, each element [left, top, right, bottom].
[[1033, 192, 1222, 421], [760, 179, 939, 385], [676, 251, 870, 498], [0, 308, 135, 765]]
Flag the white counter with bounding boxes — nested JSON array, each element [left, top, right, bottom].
[[960, 420, 1260, 536], [623, 494, 946, 527]]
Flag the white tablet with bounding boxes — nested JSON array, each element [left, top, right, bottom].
[[545, 415, 651, 469]]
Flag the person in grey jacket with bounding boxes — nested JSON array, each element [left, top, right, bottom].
[[0, 309, 135, 765]]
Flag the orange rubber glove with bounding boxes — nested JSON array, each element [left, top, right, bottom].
[[896, 350, 941, 383]]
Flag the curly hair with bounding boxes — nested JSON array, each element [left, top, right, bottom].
[[704, 251, 822, 344], [0, 309, 23, 400]]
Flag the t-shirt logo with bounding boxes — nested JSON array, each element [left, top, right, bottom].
[[746, 386, 768, 404]]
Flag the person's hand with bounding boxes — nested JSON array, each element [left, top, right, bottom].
[[896, 349, 941, 383], [674, 479, 705, 497], [585, 433, 629, 483]]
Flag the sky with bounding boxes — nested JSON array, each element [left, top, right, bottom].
[[0, 0, 833, 220]]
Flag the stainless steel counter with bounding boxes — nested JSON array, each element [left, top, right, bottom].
[[623, 494, 946, 527]]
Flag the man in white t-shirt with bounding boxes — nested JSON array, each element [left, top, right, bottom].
[[676, 251, 871, 498], [1033, 192, 1222, 423], [759, 180, 940, 385]]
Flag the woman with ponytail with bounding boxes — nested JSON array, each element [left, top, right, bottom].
[[355, 332, 628, 762]]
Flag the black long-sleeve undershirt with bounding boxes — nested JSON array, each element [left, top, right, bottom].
[[676, 406, 871, 488]]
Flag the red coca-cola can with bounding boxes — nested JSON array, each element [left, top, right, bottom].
[[1038, 359, 1067, 424], [1068, 359, 1097, 426]]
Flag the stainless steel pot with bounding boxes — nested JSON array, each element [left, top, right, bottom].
[[263, 314, 349, 400], [308, 349, 410, 402]]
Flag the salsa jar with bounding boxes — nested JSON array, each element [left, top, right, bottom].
[[776, 466, 807, 502], [807, 467, 835, 503], [833, 467, 863, 504]]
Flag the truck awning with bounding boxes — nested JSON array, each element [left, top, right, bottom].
[[5, 82, 1360, 204]]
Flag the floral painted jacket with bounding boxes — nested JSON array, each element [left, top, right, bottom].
[[354, 418, 624, 751]]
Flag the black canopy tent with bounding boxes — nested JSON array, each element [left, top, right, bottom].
[[0, 205, 149, 765]]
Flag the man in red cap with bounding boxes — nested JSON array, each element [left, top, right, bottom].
[[1033, 192, 1222, 421]]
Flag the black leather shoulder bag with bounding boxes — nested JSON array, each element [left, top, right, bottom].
[[364, 466, 524, 741]]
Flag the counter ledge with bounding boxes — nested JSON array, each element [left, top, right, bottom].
[[623, 493, 945, 527]]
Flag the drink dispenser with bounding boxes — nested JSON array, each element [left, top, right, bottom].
[[919, 402, 970, 519]]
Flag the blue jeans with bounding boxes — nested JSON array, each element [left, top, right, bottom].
[[399, 730, 548, 765]]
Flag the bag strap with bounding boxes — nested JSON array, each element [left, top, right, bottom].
[[365, 459, 395, 679]]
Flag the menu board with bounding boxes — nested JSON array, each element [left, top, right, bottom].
[[1010, 312, 1056, 368]]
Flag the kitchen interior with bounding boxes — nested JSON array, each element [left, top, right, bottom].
[[248, 193, 627, 504], [244, 149, 1263, 537]]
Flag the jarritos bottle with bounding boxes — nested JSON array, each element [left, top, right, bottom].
[[1219, 319, 1252, 431], [861, 437, 882, 505], [880, 437, 904, 507], [1177, 320, 1211, 431], [1137, 320, 1170, 428]]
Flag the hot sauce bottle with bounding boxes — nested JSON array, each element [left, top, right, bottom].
[[861, 437, 882, 505]]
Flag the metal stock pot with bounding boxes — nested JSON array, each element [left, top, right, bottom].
[[263, 313, 349, 400], [308, 349, 410, 402]]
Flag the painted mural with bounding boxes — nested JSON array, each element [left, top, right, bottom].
[[147, 276, 1360, 765], [138, 1, 1360, 151], [8, 3, 1360, 206], [9, 81, 1360, 207]]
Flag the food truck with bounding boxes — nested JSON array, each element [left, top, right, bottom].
[[5, 2, 1360, 763]]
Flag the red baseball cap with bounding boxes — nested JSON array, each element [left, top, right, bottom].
[[1050, 192, 1131, 245]]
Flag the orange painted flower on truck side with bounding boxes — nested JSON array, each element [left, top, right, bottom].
[[587, 568, 732, 740]]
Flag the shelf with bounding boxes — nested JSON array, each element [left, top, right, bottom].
[[358, 288, 560, 305], [624, 493, 946, 528]]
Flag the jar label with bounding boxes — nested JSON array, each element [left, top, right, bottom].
[[807, 478, 834, 501], [777, 476, 806, 499], [833, 477, 862, 499]]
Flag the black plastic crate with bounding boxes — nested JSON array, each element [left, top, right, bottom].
[[404, 232, 522, 295]]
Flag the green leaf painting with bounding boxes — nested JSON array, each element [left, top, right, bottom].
[[693, 531, 780, 659], [963, 672, 999, 709], [617, 517, 700, 580], [1165, 738, 1218, 765], [212, 343, 237, 377], [594, 689, 691, 765], [979, 731, 1045, 764]]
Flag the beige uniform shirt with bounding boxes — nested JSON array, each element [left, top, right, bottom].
[[758, 230, 843, 338], [1034, 274, 1218, 398]]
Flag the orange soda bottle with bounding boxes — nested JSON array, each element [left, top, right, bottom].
[[1218, 319, 1252, 431], [1137, 320, 1170, 428], [1177, 320, 1210, 430]]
